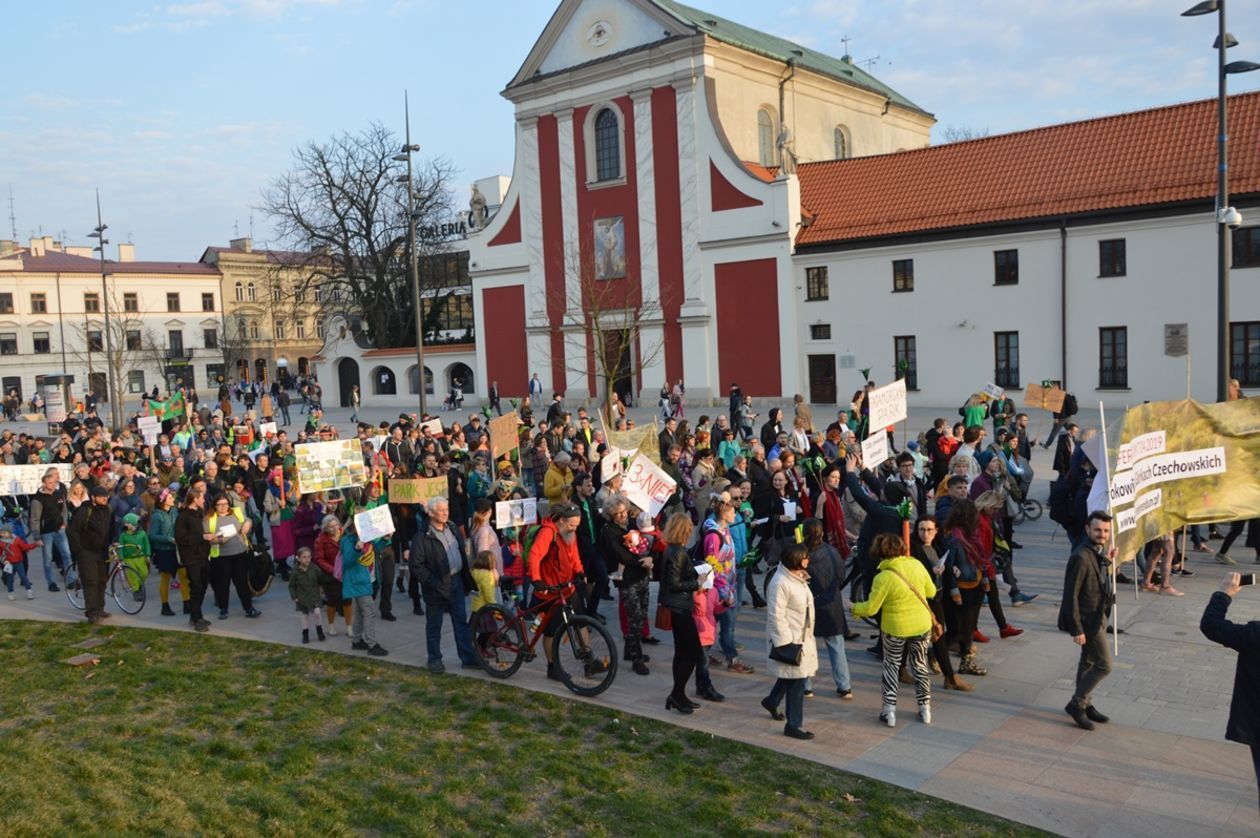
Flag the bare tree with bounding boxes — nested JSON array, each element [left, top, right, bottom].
[[259, 123, 458, 349], [69, 289, 148, 411], [937, 124, 991, 144], [551, 245, 671, 424]]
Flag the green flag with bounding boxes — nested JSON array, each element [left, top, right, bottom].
[[147, 391, 185, 421]]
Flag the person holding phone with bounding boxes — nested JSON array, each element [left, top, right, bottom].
[[1200, 571, 1260, 811]]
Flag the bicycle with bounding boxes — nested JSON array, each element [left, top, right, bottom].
[[64, 545, 148, 615], [1013, 496, 1043, 524], [471, 581, 618, 696]]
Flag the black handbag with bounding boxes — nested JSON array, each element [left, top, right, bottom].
[[768, 602, 810, 666]]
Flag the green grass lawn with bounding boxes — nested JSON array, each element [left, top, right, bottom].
[[0, 620, 1046, 837]]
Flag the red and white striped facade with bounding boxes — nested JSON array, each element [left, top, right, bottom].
[[469, 1, 804, 403]]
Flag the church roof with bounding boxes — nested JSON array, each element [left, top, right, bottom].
[[795, 91, 1260, 248], [649, 1, 929, 116]]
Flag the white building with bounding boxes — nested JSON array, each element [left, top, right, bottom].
[[0, 237, 224, 405]]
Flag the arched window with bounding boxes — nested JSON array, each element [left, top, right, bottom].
[[757, 108, 776, 167], [249, 320, 259, 340], [594, 108, 620, 182], [234, 282, 243, 302], [834, 125, 850, 160], [246, 282, 256, 302], [236, 317, 246, 338]]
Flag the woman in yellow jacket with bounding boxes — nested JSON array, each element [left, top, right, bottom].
[[853, 533, 937, 728]]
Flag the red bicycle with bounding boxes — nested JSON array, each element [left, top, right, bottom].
[[472, 582, 618, 696]]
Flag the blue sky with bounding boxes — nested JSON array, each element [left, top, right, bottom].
[[3, 0, 1258, 261]]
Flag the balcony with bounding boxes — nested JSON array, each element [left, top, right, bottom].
[[164, 348, 194, 360]]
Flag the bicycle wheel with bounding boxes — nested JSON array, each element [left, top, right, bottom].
[[1021, 498, 1044, 521], [555, 613, 617, 697], [110, 566, 147, 615], [473, 604, 526, 678], [64, 563, 85, 611]]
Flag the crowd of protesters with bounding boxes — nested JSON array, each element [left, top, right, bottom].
[[0, 377, 1246, 749]]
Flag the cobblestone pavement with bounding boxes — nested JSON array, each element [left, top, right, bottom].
[[3, 401, 1258, 836]]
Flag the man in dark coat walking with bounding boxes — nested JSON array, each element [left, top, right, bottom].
[[1059, 510, 1116, 730], [1200, 572, 1260, 810], [67, 486, 114, 623]]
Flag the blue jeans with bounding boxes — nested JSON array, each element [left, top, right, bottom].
[[716, 607, 738, 661], [695, 645, 714, 691], [424, 573, 477, 666], [766, 677, 806, 730], [41, 530, 71, 587], [806, 634, 851, 692], [3, 558, 31, 592]]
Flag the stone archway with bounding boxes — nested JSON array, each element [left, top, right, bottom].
[[337, 358, 360, 408]]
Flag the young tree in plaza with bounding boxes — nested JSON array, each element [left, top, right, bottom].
[[260, 123, 458, 349], [70, 289, 147, 410]]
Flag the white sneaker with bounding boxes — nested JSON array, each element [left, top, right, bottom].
[[919, 704, 932, 725], [879, 705, 896, 728], [25, 589, 34, 600], [6, 592, 13, 601], [326, 624, 338, 636]]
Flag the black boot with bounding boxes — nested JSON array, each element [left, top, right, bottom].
[[160, 603, 175, 617], [182, 600, 190, 615], [316, 625, 326, 641], [302, 629, 310, 644]]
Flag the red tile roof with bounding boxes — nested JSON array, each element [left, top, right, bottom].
[[796, 91, 1260, 247], [0, 249, 220, 275]]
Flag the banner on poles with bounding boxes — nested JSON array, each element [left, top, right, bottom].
[[867, 379, 907, 428], [0, 464, 73, 496], [386, 477, 448, 505], [1097, 398, 1260, 559], [605, 424, 660, 465], [860, 431, 890, 467], [622, 453, 676, 516]]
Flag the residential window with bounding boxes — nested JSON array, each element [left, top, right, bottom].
[[87, 330, 103, 352], [168, 330, 183, 353], [206, 364, 225, 386], [295, 321, 306, 340], [1230, 321, 1260, 387], [1099, 239, 1126, 277], [294, 287, 305, 303], [29, 293, 46, 314], [32, 332, 50, 354], [122, 292, 138, 312], [0, 293, 12, 314], [201, 292, 215, 311], [894, 335, 918, 390], [757, 107, 776, 167], [204, 328, 218, 349], [125, 330, 142, 351], [1233, 227, 1260, 269], [834, 125, 850, 160], [84, 292, 100, 313], [127, 370, 145, 394], [893, 259, 914, 292], [249, 321, 260, 340], [805, 266, 829, 301], [236, 317, 247, 340], [274, 320, 286, 340], [994, 331, 1020, 389], [594, 108, 620, 182], [0, 333, 16, 355], [234, 282, 243, 302], [272, 286, 282, 303], [809, 324, 831, 340], [994, 249, 1019, 285], [167, 292, 180, 312], [246, 282, 256, 302], [316, 320, 326, 340], [1100, 327, 1128, 388]]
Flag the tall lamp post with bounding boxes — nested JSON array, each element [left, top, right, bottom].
[[1182, 0, 1260, 401], [86, 190, 121, 431], [394, 92, 427, 416]]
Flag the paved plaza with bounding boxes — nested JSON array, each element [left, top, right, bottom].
[[2, 401, 1258, 836]]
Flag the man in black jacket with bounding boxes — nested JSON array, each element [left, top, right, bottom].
[[409, 496, 478, 674], [1059, 510, 1116, 730], [1200, 572, 1260, 810], [1052, 423, 1079, 479], [67, 486, 114, 623], [573, 474, 608, 617]]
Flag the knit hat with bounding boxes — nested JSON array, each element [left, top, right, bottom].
[[975, 451, 996, 471], [90, 485, 110, 498], [123, 513, 140, 528]]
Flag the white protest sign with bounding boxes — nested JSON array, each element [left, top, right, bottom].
[[600, 447, 623, 485], [259, 421, 278, 437], [0, 464, 73, 496], [622, 453, 677, 517], [867, 378, 907, 428], [138, 416, 161, 445], [418, 418, 445, 438], [782, 501, 797, 520], [494, 498, 538, 530], [861, 431, 890, 467], [354, 505, 396, 543], [364, 435, 389, 454], [982, 382, 1005, 400]]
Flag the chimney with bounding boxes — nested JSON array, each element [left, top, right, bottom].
[[65, 245, 93, 257], [29, 236, 54, 257], [117, 243, 135, 262], [230, 237, 253, 253], [0, 240, 19, 256]]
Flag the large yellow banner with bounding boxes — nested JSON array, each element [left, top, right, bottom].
[[1101, 398, 1260, 558], [604, 424, 660, 465]]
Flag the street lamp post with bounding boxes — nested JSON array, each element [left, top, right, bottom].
[[87, 190, 120, 431], [394, 92, 427, 416], [1182, 0, 1260, 401]]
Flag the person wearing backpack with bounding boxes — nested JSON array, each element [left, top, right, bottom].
[[1043, 393, 1079, 449], [410, 496, 480, 674], [527, 503, 595, 682]]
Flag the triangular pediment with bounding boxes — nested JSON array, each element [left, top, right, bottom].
[[507, 0, 693, 90]]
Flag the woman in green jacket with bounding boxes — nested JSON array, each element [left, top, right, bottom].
[[853, 533, 937, 729], [148, 488, 188, 617]]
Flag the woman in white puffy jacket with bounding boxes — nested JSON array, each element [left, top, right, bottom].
[[760, 544, 819, 740]]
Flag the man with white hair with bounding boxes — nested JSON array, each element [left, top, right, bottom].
[[410, 496, 479, 674]]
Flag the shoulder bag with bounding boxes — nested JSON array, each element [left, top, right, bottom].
[[887, 567, 945, 643], [769, 599, 810, 666]]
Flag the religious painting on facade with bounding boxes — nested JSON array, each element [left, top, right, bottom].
[[594, 216, 626, 280]]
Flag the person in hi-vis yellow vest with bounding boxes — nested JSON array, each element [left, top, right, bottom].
[[205, 495, 260, 620]]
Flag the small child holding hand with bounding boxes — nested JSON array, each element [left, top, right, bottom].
[[0, 524, 40, 600]]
